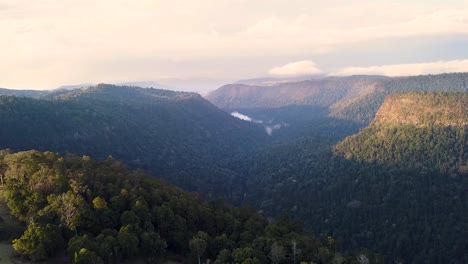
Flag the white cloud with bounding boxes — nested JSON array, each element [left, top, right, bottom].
[[269, 60, 323, 76], [331, 59, 468, 76]]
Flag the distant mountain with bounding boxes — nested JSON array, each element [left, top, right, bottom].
[[0, 88, 48, 98], [207, 73, 468, 124], [56, 82, 172, 91], [115, 81, 174, 90], [55, 83, 94, 91], [0, 84, 266, 199], [234, 75, 325, 86]]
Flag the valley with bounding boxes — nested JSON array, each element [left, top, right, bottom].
[[0, 73, 466, 263]]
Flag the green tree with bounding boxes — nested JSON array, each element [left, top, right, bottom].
[[118, 229, 139, 258], [140, 231, 167, 261], [12, 222, 64, 261], [74, 248, 101, 264], [92, 197, 108, 210], [270, 242, 285, 264], [48, 191, 85, 233], [189, 236, 207, 264], [214, 249, 232, 264]]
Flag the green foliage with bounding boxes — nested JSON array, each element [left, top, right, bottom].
[[242, 93, 467, 263], [74, 248, 101, 264], [12, 222, 64, 261], [0, 150, 346, 263], [0, 84, 267, 201]]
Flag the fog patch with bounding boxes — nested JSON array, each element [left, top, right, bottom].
[[231, 111, 287, 136], [265, 123, 288, 136], [231, 111, 252, 122]]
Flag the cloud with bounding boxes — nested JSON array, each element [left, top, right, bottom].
[[351, 8, 468, 39], [1, 1, 468, 89], [269, 60, 323, 76], [331, 59, 468, 76]]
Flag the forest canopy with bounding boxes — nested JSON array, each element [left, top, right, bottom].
[[0, 150, 372, 264]]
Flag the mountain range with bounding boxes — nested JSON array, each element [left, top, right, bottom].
[[207, 73, 468, 124], [0, 73, 466, 263]]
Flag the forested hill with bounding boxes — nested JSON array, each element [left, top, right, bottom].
[[0, 88, 48, 98], [0, 150, 364, 264], [206, 72, 468, 124], [372, 92, 467, 127], [243, 92, 467, 263], [207, 76, 386, 110], [0, 84, 267, 199], [335, 92, 468, 170]]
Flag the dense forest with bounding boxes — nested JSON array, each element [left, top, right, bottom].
[[243, 136, 467, 263], [0, 84, 266, 201], [240, 92, 467, 263], [0, 78, 466, 263], [0, 150, 373, 264]]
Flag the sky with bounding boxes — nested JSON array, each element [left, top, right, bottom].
[[2, 0, 468, 92]]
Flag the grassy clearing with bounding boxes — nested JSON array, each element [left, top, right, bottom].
[[0, 188, 24, 237], [0, 188, 21, 264], [0, 243, 15, 264]]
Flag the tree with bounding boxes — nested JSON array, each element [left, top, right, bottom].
[[0, 161, 6, 187], [92, 197, 108, 210], [12, 222, 64, 261], [232, 247, 254, 263], [357, 253, 370, 264], [140, 231, 167, 261], [270, 242, 285, 264], [292, 240, 297, 264], [189, 237, 207, 264], [214, 249, 232, 264], [118, 229, 139, 258], [48, 191, 85, 233], [68, 234, 92, 256], [74, 248, 101, 264]]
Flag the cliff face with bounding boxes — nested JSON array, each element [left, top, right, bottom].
[[372, 92, 468, 127]]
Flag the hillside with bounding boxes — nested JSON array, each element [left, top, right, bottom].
[[0, 84, 267, 200], [0, 88, 48, 98], [0, 150, 361, 264], [372, 92, 467, 127], [335, 92, 467, 170], [207, 76, 385, 110], [240, 92, 468, 263], [206, 72, 468, 124]]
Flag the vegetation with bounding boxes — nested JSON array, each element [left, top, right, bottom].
[[0, 81, 466, 263], [207, 72, 468, 124], [0, 150, 368, 263], [241, 93, 467, 263], [0, 84, 267, 201]]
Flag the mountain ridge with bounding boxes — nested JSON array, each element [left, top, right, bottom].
[[0, 84, 267, 200], [206, 72, 468, 124]]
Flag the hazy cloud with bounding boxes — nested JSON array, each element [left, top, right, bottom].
[[1, 0, 467, 89], [331, 59, 468, 76], [269, 60, 323, 76]]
